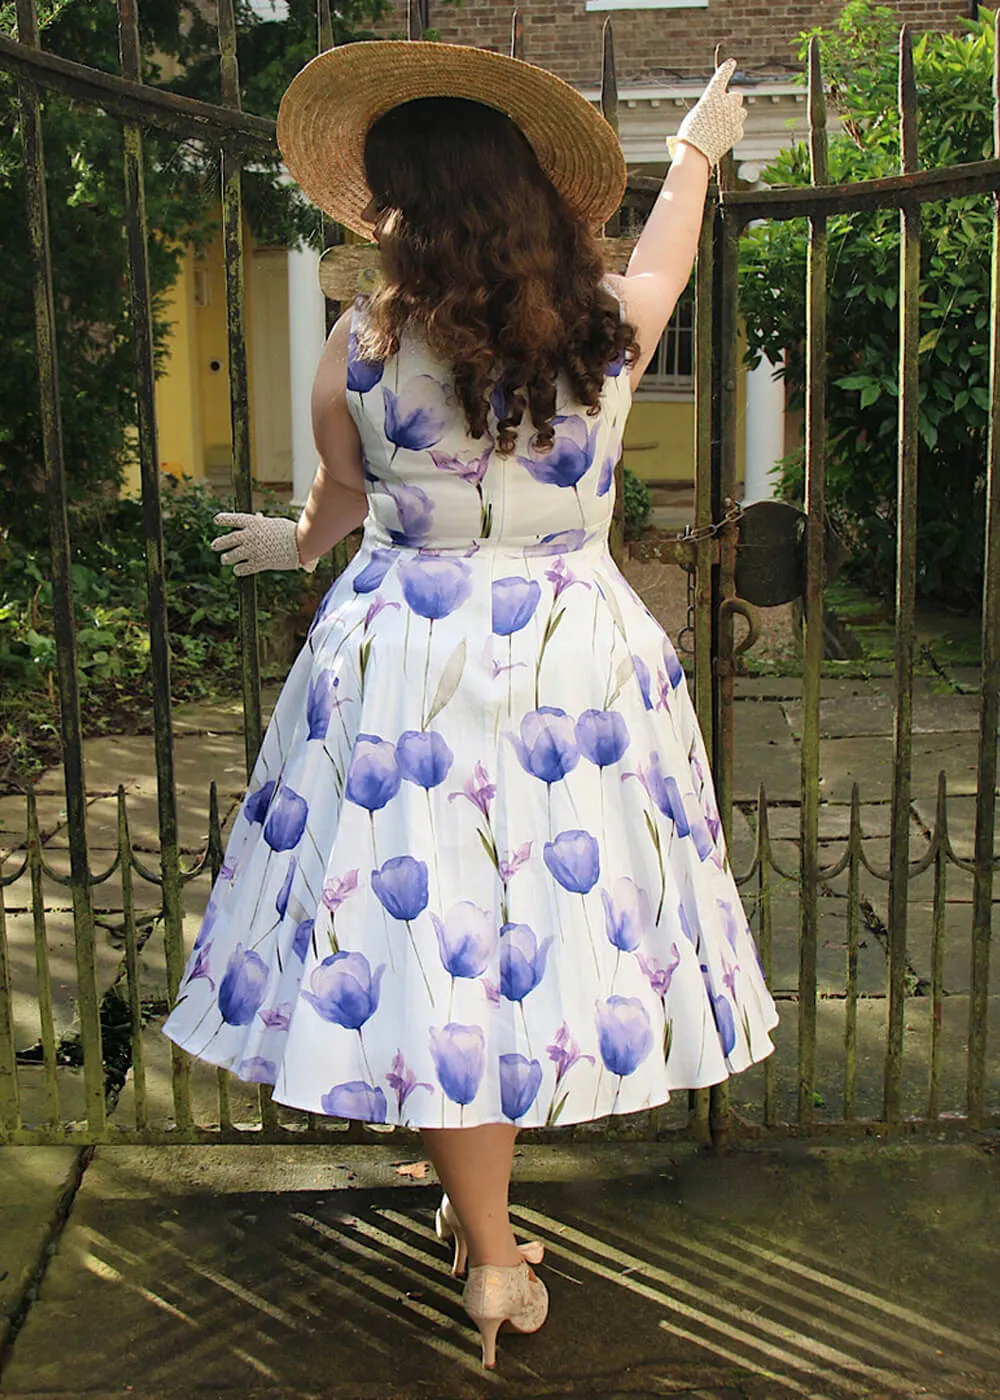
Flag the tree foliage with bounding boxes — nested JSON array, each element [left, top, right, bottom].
[[0, 0, 388, 550], [740, 3, 996, 611]]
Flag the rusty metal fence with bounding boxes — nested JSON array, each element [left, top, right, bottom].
[[0, 1, 996, 1146]]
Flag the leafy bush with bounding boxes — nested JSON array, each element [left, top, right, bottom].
[[623, 466, 652, 540], [0, 475, 337, 787], [739, 3, 995, 612]]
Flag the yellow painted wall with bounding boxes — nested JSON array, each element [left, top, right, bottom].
[[154, 246, 203, 483], [624, 339, 750, 489]]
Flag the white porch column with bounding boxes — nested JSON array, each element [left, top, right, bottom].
[[743, 350, 786, 504], [287, 240, 327, 507]]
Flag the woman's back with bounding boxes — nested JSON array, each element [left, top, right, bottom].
[[348, 307, 632, 552]]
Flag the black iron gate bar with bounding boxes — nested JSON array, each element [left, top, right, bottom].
[[0, 1, 997, 1146]]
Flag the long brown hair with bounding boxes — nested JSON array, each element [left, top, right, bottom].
[[359, 96, 638, 454]]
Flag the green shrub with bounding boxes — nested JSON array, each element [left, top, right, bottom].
[[623, 466, 652, 540]]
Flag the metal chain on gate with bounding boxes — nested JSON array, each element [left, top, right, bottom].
[[675, 499, 743, 655]]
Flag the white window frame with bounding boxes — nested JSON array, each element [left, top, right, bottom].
[[585, 0, 707, 11], [636, 286, 695, 401]]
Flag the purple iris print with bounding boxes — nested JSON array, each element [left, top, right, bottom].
[[353, 549, 397, 594], [448, 761, 495, 817], [543, 829, 600, 894], [263, 785, 309, 853], [258, 1002, 292, 1031], [275, 856, 296, 920], [576, 709, 630, 768], [321, 1081, 388, 1123], [385, 481, 435, 545], [547, 1022, 595, 1085], [237, 1057, 277, 1084], [187, 942, 214, 991], [498, 841, 532, 881], [292, 919, 314, 962], [399, 557, 473, 620], [642, 755, 691, 834], [637, 945, 681, 998], [596, 453, 615, 497], [718, 899, 741, 952], [218, 944, 270, 1026], [396, 730, 454, 789], [385, 1050, 432, 1116], [632, 654, 654, 709], [372, 855, 429, 921], [517, 413, 597, 488], [684, 796, 716, 861], [511, 707, 580, 784], [301, 950, 384, 1030], [347, 326, 384, 394], [307, 672, 341, 741], [429, 1022, 486, 1105], [383, 375, 448, 453], [499, 1053, 543, 1121], [492, 577, 541, 636], [430, 446, 490, 485], [243, 779, 276, 826], [322, 869, 360, 913], [601, 877, 653, 953], [345, 734, 401, 811], [595, 996, 654, 1076], [431, 902, 497, 979], [500, 922, 552, 1002]]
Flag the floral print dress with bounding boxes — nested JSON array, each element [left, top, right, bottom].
[[162, 304, 779, 1128]]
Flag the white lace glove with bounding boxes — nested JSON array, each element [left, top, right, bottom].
[[211, 512, 318, 577], [667, 58, 745, 166]]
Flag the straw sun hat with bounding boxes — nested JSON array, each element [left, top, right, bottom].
[[276, 40, 627, 238]]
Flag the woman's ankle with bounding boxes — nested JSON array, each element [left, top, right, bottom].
[[467, 1233, 523, 1269]]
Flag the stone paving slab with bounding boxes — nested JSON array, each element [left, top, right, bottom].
[[2, 1141, 997, 1398], [0, 1147, 83, 1352]]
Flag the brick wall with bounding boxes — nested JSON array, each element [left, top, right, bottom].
[[376, 1, 971, 83]]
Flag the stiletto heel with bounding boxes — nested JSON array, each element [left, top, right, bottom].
[[463, 1261, 549, 1370], [434, 1194, 544, 1278]]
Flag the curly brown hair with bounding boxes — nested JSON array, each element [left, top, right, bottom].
[[359, 96, 638, 455]]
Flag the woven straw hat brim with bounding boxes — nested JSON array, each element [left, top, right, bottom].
[[277, 41, 626, 238]]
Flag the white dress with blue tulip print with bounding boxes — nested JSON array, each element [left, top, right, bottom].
[[163, 303, 779, 1128]]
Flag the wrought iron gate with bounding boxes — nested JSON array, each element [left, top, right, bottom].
[[0, 0, 996, 1147]]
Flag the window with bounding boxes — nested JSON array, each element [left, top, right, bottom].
[[585, 1, 707, 11], [637, 287, 694, 397]]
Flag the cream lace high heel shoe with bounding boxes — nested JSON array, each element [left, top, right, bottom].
[[462, 1260, 549, 1368], [434, 1194, 544, 1278]]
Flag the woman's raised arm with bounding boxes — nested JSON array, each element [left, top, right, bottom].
[[605, 59, 745, 389]]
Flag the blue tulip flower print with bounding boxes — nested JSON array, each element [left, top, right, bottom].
[[432, 901, 497, 986], [595, 995, 654, 1077], [631, 654, 654, 710], [307, 672, 342, 741], [263, 785, 309, 853], [385, 481, 435, 546], [517, 413, 597, 490], [321, 1081, 388, 1123], [193, 897, 218, 951], [543, 828, 600, 894], [601, 877, 653, 954], [347, 324, 384, 394], [500, 922, 552, 1002], [385, 1050, 433, 1120], [292, 918, 315, 962], [384, 375, 448, 455], [345, 734, 401, 813], [302, 950, 384, 1030], [663, 635, 684, 690], [243, 779, 276, 827], [237, 1056, 277, 1084], [399, 557, 473, 620], [596, 452, 615, 497], [429, 1022, 486, 1112], [396, 730, 454, 788], [705, 970, 737, 1057], [499, 1053, 543, 1122], [372, 855, 429, 922], [218, 944, 270, 1026], [510, 708, 580, 787], [492, 577, 541, 636], [576, 709, 630, 769], [523, 529, 587, 558], [275, 856, 296, 920], [353, 548, 397, 594]]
